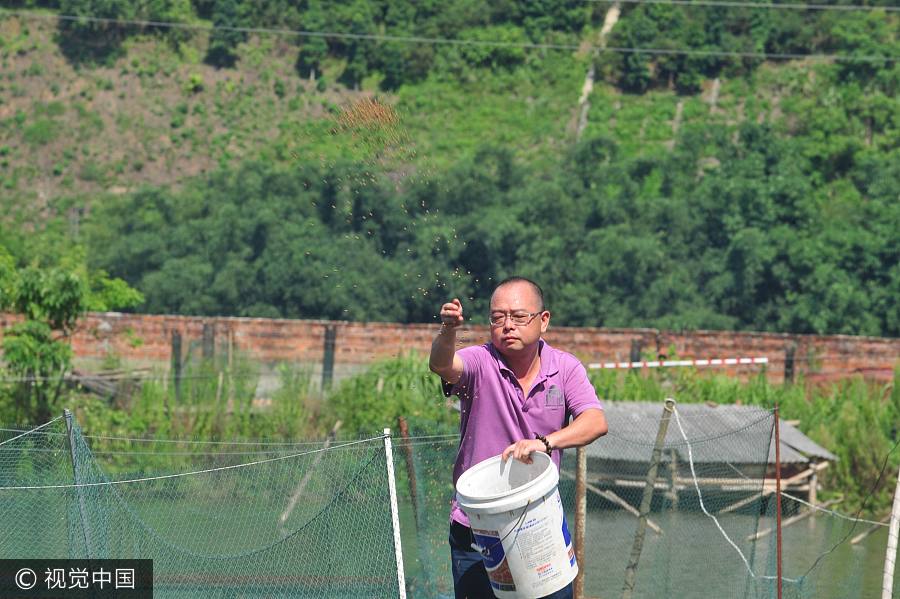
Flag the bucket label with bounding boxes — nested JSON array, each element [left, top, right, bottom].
[[472, 528, 516, 593], [563, 513, 576, 568], [559, 494, 576, 568]]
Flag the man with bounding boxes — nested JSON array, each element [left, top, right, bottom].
[[429, 276, 608, 599]]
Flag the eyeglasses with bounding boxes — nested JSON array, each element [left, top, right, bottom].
[[489, 311, 542, 327]]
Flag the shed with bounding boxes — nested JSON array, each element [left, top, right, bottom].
[[581, 401, 836, 508]]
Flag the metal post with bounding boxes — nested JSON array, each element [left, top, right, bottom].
[[64, 409, 92, 558], [775, 405, 783, 599], [322, 325, 337, 390], [384, 428, 407, 599], [574, 445, 587, 599], [882, 461, 900, 599], [623, 398, 676, 599]]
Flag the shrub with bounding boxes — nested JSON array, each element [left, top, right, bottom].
[[23, 119, 57, 146]]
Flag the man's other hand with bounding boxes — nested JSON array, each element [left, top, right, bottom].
[[501, 439, 546, 464]]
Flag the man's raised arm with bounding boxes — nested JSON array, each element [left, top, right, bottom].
[[429, 298, 466, 385]]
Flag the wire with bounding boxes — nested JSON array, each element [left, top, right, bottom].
[[0, 416, 63, 448], [671, 406, 800, 583], [587, 0, 900, 13], [798, 433, 900, 579], [781, 492, 889, 527], [0, 434, 385, 490], [2, 8, 897, 63]]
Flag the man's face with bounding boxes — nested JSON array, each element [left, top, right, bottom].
[[488, 282, 550, 357]]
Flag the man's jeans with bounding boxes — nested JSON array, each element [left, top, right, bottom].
[[449, 521, 574, 599]]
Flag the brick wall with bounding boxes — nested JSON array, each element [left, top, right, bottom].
[[2, 312, 896, 384]]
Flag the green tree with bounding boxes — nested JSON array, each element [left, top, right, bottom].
[[0, 246, 143, 423], [205, 0, 246, 67]]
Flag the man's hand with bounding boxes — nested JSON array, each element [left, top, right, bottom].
[[430, 298, 465, 383], [440, 298, 465, 329], [501, 439, 547, 464]]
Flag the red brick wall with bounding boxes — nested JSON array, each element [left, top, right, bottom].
[[1, 312, 897, 383]]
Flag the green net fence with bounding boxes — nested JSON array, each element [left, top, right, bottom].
[[396, 403, 892, 599], [0, 417, 402, 598], [1, 402, 895, 599]]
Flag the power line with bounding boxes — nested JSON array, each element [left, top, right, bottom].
[[587, 0, 900, 13], [2, 8, 897, 63]]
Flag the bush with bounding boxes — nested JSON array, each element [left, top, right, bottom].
[[23, 119, 57, 146], [326, 354, 456, 436], [184, 73, 204, 94]]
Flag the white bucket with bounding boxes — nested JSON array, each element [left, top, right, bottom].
[[456, 452, 577, 599]]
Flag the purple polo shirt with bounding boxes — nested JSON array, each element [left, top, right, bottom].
[[443, 340, 603, 527]]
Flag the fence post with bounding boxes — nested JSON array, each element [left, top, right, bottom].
[[783, 344, 796, 385], [383, 428, 407, 599], [622, 398, 676, 599], [881, 461, 900, 599], [202, 322, 215, 362], [574, 445, 587, 599], [629, 339, 642, 371], [397, 416, 419, 529], [775, 404, 783, 599], [64, 409, 92, 558], [171, 330, 183, 403], [321, 325, 337, 390]]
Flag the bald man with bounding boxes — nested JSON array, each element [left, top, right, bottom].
[[429, 276, 608, 599]]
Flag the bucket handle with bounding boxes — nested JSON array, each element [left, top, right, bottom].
[[471, 499, 532, 558]]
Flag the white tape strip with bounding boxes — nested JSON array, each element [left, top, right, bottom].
[[587, 357, 768, 370]]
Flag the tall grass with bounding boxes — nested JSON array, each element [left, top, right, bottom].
[[326, 352, 457, 436]]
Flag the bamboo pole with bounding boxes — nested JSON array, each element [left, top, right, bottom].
[[718, 464, 828, 515], [574, 446, 587, 599], [883, 462, 900, 599], [748, 497, 842, 541], [850, 516, 890, 545], [397, 416, 419, 529], [561, 470, 663, 535], [622, 398, 675, 599], [278, 420, 342, 536]]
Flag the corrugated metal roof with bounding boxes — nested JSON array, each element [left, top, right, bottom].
[[584, 401, 836, 466], [777, 421, 837, 461]]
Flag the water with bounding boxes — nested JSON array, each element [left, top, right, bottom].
[[580, 510, 895, 599]]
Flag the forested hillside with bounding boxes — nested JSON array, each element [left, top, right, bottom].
[[1, 1, 898, 335]]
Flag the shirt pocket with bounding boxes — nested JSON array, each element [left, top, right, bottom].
[[543, 384, 564, 410]]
